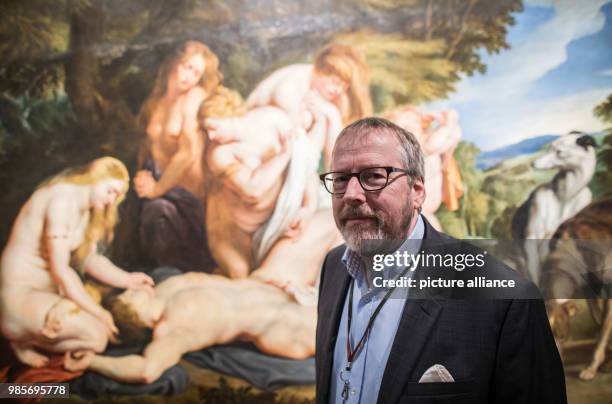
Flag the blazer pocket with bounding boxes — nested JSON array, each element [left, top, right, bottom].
[[401, 378, 477, 398]]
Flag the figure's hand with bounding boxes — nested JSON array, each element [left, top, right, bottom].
[[284, 207, 313, 238], [126, 272, 154, 289], [133, 170, 158, 199], [98, 309, 119, 340], [64, 350, 94, 372]]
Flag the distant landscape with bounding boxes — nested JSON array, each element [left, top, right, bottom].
[[476, 132, 606, 170]]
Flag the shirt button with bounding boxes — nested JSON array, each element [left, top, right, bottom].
[[351, 389, 356, 395]]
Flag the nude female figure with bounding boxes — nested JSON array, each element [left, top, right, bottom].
[[134, 40, 222, 271], [0, 157, 153, 368], [386, 106, 463, 230], [245, 43, 372, 170], [63, 272, 316, 384], [202, 88, 326, 281]]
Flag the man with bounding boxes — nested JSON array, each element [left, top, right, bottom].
[[315, 117, 566, 403], [63, 272, 316, 383]]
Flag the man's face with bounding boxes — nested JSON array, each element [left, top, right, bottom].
[[331, 131, 425, 256], [118, 288, 155, 324]]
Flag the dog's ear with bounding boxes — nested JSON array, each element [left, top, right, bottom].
[[576, 134, 597, 150]]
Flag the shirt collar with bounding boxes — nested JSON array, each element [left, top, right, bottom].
[[341, 214, 425, 281]]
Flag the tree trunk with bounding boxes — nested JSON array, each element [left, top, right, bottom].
[[423, 0, 433, 40], [64, 0, 105, 129], [446, 0, 477, 60]]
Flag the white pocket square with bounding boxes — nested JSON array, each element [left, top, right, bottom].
[[418, 364, 455, 383]]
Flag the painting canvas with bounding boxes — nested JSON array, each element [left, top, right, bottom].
[[1, 0, 611, 402]]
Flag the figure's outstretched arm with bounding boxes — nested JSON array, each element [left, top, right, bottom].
[[246, 65, 310, 128], [45, 200, 118, 336], [209, 133, 292, 202], [84, 253, 153, 290], [65, 332, 191, 384]]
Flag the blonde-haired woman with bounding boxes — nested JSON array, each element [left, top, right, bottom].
[[134, 40, 220, 272], [246, 43, 372, 169], [0, 157, 153, 368]]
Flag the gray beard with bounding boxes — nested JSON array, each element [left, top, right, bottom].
[[341, 205, 415, 258]]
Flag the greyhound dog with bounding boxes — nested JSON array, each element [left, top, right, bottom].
[[541, 198, 612, 380], [512, 131, 597, 284]]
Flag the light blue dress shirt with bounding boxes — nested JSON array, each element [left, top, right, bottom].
[[329, 215, 424, 404]]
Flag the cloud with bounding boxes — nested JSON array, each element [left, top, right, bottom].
[[426, 1, 612, 150], [451, 0, 609, 103]]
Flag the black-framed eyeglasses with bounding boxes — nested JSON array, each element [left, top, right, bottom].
[[319, 167, 413, 195]]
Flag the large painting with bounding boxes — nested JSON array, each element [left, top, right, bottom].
[[1, 0, 611, 402]]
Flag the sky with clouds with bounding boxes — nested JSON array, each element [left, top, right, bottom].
[[428, 0, 612, 151]]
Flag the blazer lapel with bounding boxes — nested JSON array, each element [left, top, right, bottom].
[[317, 249, 351, 404], [377, 217, 444, 404]]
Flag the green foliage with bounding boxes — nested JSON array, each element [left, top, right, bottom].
[[436, 205, 468, 238], [591, 129, 612, 199], [590, 95, 612, 198], [337, 31, 457, 111], [436, 141, 491, 237], [0, 0, 69, 98], [594, 93, 612, 124], [356, 0, 523, 76], [436, 140, 562, 239]]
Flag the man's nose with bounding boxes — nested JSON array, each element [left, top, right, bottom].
[[342, 176, 366, 203]]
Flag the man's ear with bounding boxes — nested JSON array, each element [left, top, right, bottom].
[[411, 178, 426, 210]]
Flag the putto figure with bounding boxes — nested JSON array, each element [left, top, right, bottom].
[[1, 157, 153, 368]]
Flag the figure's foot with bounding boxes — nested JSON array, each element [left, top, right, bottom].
[[579, 366, 597, 380], [11, 344, 50, 368]]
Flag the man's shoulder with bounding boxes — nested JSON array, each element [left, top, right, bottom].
[[323, 244, 346, 267]]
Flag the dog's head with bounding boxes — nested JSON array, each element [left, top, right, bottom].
[[532, 131, 597, 170]]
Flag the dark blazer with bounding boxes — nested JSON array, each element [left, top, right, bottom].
[[315, 216, 566, 404]]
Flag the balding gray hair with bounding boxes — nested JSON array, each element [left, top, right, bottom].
[[333, 117, 425, 184]]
